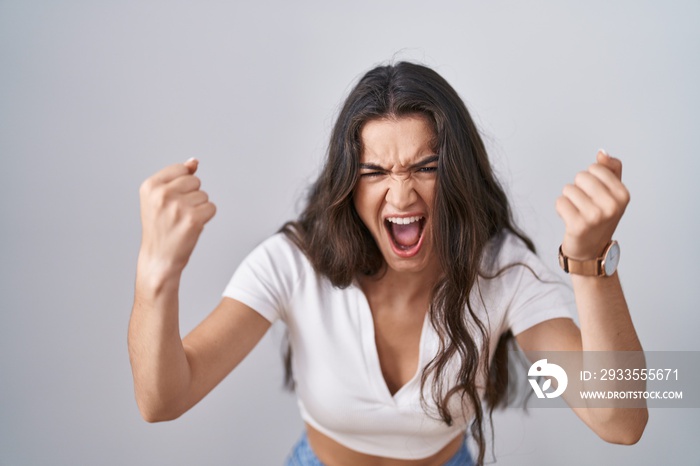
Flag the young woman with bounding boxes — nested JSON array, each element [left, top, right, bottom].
[[128, 62, 647, 465]]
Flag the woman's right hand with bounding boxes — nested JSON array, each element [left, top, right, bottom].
[[137, 158, 217, 282]]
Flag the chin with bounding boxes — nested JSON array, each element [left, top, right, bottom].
[[381, 240, 436, 275]]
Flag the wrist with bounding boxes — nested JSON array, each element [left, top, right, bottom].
[[559, 240, 620, 277], [560, 235, 612, 261], [136, 254, 183, 296]]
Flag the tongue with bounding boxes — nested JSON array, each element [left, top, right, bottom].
[[391, 222, 421, 247]]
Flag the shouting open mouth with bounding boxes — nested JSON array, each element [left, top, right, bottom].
[[385, 215, 426, 258]]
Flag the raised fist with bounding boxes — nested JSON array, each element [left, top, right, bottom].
[[556, 150, 630, 261], [138, 158, 217, 278]]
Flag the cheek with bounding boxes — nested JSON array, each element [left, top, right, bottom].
[[353, 184, 381, 222], [417, 182, 437, 208]]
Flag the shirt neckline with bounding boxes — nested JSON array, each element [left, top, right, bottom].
[[350, 281, 432, 407]]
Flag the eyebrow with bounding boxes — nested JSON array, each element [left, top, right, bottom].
[[359, 154, 439, 171]]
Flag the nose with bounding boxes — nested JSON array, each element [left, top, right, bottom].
[[385, 174, 418, 210]]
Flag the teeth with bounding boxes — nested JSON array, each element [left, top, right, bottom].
[[386, 216, 423, 225]]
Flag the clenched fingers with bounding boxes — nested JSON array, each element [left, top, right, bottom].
[[168, 174, 202, 194], [587, 163, 630, 206], [193, 201, 217, 225], [150, 160, 197, 185], [596, 150, 622, 179], [182, 190, 210, 206], [570, 172, 620, 220], [555, 195, 583, 233], [556, 150, 630, 259]]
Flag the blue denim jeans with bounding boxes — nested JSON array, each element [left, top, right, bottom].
[[284, 432, 473, 466]]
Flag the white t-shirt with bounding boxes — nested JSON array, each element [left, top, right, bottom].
[[223, 231, 575, 459]]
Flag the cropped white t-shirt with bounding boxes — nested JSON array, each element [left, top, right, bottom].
[[223, 231, 576, 459]]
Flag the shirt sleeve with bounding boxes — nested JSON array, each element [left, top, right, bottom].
[[497, 234, 577, 336], [222, 234, 302, 324]]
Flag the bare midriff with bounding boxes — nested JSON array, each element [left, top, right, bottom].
[[305, 423, 464, 466]]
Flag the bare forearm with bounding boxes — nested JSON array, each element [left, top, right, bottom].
[[128, 264, 191, 422], [571, 272, 647, 443], [572, 272, 642, 352]]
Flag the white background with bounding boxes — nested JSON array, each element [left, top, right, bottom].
[[1, 1, 698, 464]]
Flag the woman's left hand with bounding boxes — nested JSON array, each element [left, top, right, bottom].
[[556, 150, 630, 260]]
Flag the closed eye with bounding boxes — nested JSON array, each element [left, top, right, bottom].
[[417, 166, 438, 173], [360, 171, 386, 178]]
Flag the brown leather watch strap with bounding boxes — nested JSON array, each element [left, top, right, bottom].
[[558, 245, 603, 276]]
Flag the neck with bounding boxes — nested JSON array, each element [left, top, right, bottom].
[[357, 259, 442, 308]]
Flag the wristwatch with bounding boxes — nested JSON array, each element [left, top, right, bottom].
[[558, 240, 620, 277]]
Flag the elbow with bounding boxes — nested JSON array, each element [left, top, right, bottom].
[[135, 396, 186, 423], [131, 376, 192, 423], [138, 406, 184, 424], [598, 409, 648, 445]]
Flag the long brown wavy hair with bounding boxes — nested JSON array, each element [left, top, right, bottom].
[[280, 61, 535, 465]]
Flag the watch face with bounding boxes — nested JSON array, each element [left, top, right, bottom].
[[603, 241, 620, 276]]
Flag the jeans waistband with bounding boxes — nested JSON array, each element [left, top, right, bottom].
[[284, 432, 473, 466]]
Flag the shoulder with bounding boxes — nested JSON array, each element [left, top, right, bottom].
[[480, 230, 576, 335], [223, 233, 316, 323], [253, 231, 299, 254], [481, 229, 541, 276], [478, 229, 570, 307], [239, 232, 313, 283]]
